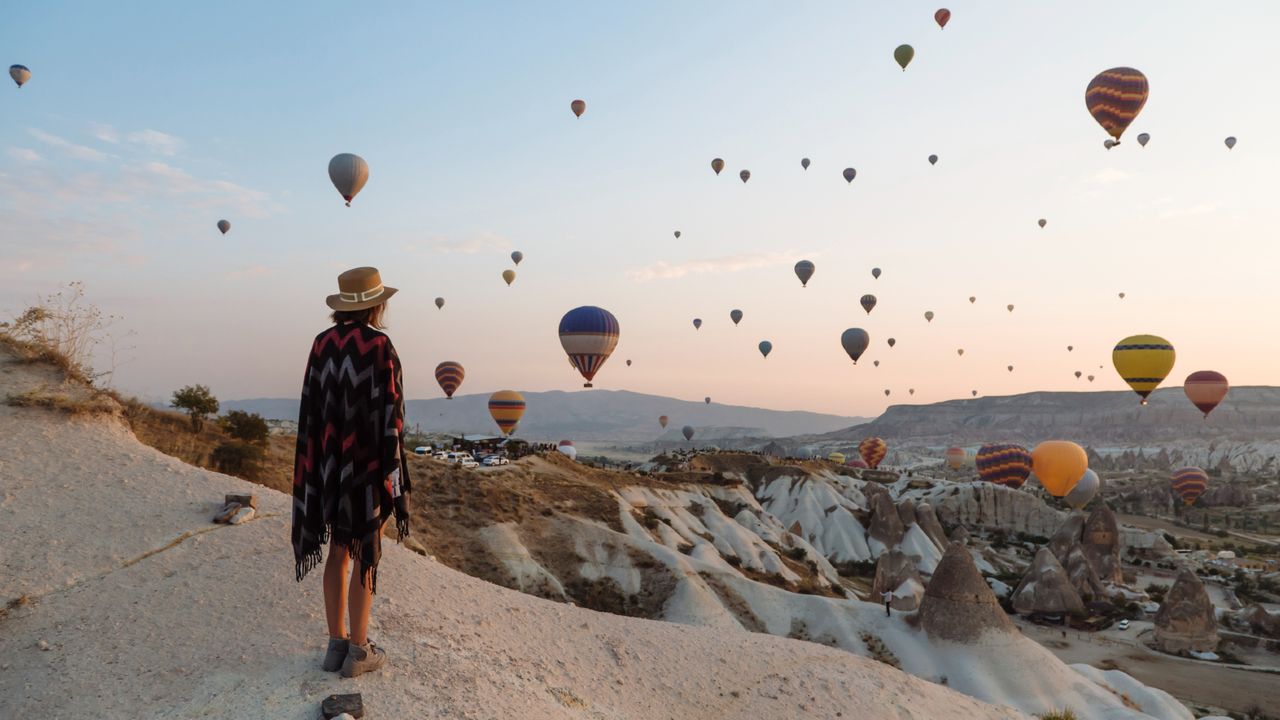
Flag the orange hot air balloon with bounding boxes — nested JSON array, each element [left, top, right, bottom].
[[1031, 441, 1088, 497], [935, 8, 950, 28], [1183, 371, 1229, 418], [859, 437, 887, 469], [944, 447, 966, 469], [658, 415, 669, 429], [1085, 67, 1149, 142], [487, 390, 526, 436], [570, 99, 586, 117]]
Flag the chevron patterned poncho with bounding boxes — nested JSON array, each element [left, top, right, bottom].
[[292, 322, 412, 592]]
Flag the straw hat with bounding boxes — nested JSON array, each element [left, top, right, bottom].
[[326, 266, 398, 311]]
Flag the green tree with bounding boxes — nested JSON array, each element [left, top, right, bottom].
[[211, 441, 264, 478], [171, 384, 219, 432], [220, 410, 269, 444]]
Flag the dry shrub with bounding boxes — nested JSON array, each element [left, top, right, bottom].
[[7, 385, 119, 416]]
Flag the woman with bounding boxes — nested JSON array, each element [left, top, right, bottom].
[[292, 266, 412, 678]]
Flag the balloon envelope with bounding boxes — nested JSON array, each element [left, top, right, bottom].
[[887, 338, 896, 348], [1184, 370, 1229, 417], [511, 251, 524, 265], [682, 425, 695, 441], [1038, 219, 1047, 228], [435, 297, 445, 309], [711, 158, 724, 175], [557, 444, 578, 460], [840, 328, 870, 363], [328, 153, 369, 206], [434, 361, 465, 399], [928, 154, 938, 165], [827, 452, 846, 464], [1031, 441, 1088, 497], [1065, 469, 1101, 509], [1084, 67, 1149, 141], [739, 169, 750, 183], [858, 437, 887, 468], [843, 168, 857, 183], [794, 260, 815, 287], [871, 267, 881, 279], [659, 415, 669, 428], [704, 397, 711, 405], [9, 64, 30, 87], [860, 294, 877, 314], [1171, 467, 1208, 505], [935, 8, 951, 28], [924, 311, 934, 322], [692, 318, 702, 330], [571, 99, 586, 117], [558, 306, 620, 388], [894, 44, 914, 70], [502, 269, 516, 286], [976, 443, 1033, 489], [217, 219, 230, 235], [801, 158, 810, 170], [944, 447, 966, 469], [1137, 133, 1150, 147], [487, 390, 526, 436], [730, 309, 743, 325], [758, 341, 772, 358], [1112, 334, 1176, 403], [1225, 136, 1237, 149]]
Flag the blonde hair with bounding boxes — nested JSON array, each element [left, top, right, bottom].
[[330, 301, 388, 329]]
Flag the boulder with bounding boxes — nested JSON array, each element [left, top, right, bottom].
[[1154, 569, 1219, 654], [896, 499, 917, 528], [1242, 604, 1280, 639], [914, 503, 949, 550], [1061, 543, 1106, 601], [920, 543, 1015, 642], [950, 525, 970, 546], [1011, 548, 1084, 616], [871, 549, 926, 612], [867, 492, 905, 551], [1081, 506, 1123, 584], [1047, 512, 1086, 565]]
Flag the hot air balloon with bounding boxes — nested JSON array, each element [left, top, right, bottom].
[[828, 452, 846, 464], [1225, 136, 1237, 150], [944, 447, 966, 469], [847, 458, 869, 469], [217, 219, 230, 235], [956, 348, 964, 357], [872, 267, 882, 280], [557, 441, 578, 460], [1006, 304, 1014, 313], [794, 260, 815, 287], [1112, 334, 1175, 403], [1087, 375, 1095, 382], [887, 338, 896, 348], [711, 158, 725, 175], [1065, 469, 1101, 509], [1031, 441, 1088, 497], [1104, 139, 1117, 150], [884, 389, 891, 397], [1038, 219, 1047, 228], [434, 361, 465, 399], [1067, 345, 1074, 352], [659, 415, 669, 429], [488, 390, 526, 436], [559, 306, 620, 388], [908, 388, 915, 395], [860, 294, 877, 314], [682, 425, 695, 441], [924, 311, 934, 322], [935, 8, 951, 28], [502, 269, 516, 286], [730, 309, 743, 325], [758, 341, 772, 358], [840, 328, 870, 364], [435, 297, 445, 310], [1084, 67, 1149, 142], [1171, 467, 1208, 506], [740, 169, 751, 183], [873, 360, 880, 367], [9, 65, 31, 87], [976, 443, 1033, 489], [328, 153, 369, 206], [1184, 370, 1229, 418], [894, 44, 914, 71], [843, 168, 857, 183], [801, 158, 810, 170], [1075, 371, 1083, 379], [511, 251, 524, 265], [674, 231, 681, 239], [971, 390, 978, 397], [692, 318, 702, 330], [969, 296, 976, 304], [1118, 292, 1125, 299], [928, 154, 938, 165], [859, 437, 887, 468], [1137, 133, 1150, 147], [625, 359, 632, 367], [570, 99, 586, 117], [704, 397, 711, 405]]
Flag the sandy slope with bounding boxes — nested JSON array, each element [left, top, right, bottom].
[[0, 354, 1026, 720]]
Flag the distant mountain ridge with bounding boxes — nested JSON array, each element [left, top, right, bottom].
[[222, 389, 866, 442]]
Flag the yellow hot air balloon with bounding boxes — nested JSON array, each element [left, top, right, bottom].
[[487, 390, 526, 436], [1031, 440, 1088, 497], [1112, 334, 1175, 404], [502, 269, 516, 286]]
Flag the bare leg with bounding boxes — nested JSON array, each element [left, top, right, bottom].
[[323, 541, 350, 639], [347, 560, 374, 646]]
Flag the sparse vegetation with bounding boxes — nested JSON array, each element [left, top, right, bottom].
[[171, 384, 219, 432], [0, 281, 129, 386], [1037, 710, 1079, 720], [211, 441, 266, 476], [219, 410, 269, 444]]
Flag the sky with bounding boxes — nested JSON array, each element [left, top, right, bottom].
[[2, 1, 1279, 417]]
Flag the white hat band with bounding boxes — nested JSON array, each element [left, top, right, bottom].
[[339, 285, 384, 303]]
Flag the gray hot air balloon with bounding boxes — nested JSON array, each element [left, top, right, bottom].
[[1065, 469, 1100, 509], [1104, 139, 1117, 150], [758, 341, 772, 358], [860, 294, 876, 314], [711, 158, 724, 175], [682, 425, 695, 441], [511, 251, 524, 265], [692, 318, 702, 330], [1038, 218, 1047, 229], [674, 231, 681, 239], [924, 310, 934, 322], [843, 167, 857, 183], [739, 169, 751, 183], [871, 267, 881, 280], [801, 158, 810, 170], [928, 154, 938, 165], [9, 64, 31, 87], [794, 260, 815, 287], [730, 309, 743, 325], [1225, 136, 1237, 150], [328, 153, 369, 207], [704, 397, 711, 405], [435, 297, 445, 310], [216, 219, 230, 235], [840, 328, 870, 364], [887, 337, 896, 348], [1137, 133, 1150, 147]]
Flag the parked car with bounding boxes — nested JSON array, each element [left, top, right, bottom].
[[1117, 620, 1130, 631], [432, 451, 449, 461], [482, 456, 510, 467], [459, 458, 479, 469]]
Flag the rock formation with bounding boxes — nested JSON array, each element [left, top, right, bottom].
[[872, 549, 926, 612], [950, 525, 970, 546], [915, 503, 949, 549], [1047, 512, 1086, 564], [1154, 569, 1219, 654], [896, 498, 917, 527], [1061, 543, 1106, 601], [920, 543, 1015, 642], [867, 492, 905, 550], [1011, 548, 1084, 616], [1242, 604, 1280, 638], [1081, 506, 1123, 584], [930, 482, 1065, 537]]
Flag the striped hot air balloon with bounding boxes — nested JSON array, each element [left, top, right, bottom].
[[1171, 467, 1209, 506], [487, 390, 526, 436], [859, 437, 887, 469], [558, 306, 620, 388], [434, 361, 465, 399], [1085, 67, 1149, 142], [934, 8, 951, 28], [944, 447, 966, 469], [1113, 334, 1176, 404], [1184, 370, 1229, 418], [828, 452, 846, 464], [975, 443, 1033, 489], [847, 457, 869, 469]]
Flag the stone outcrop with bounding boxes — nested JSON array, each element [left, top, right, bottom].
[[1154, 569, 1219, 654], [930, 482, 1065, 537], [1047, 512, 1086, 565], [1119, 527, 1174, 559], [920, 543, 1015, 642], [1200, 482, 1255, 507], [1081, 506, 1123, 584], [872, 549, 926, 612], [1242, 604, 1280, 638], [1011, 548, 1084, 616], [867, 492, 905, 550], [915, 503, 949, 549], [896, 498, 917, 528], [1061, 543, 1106, 601], [950, 525, 970, 546]]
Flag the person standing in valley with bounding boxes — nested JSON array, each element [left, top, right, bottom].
[[881, 590, 893, 617], [292, 267, 412, 678]]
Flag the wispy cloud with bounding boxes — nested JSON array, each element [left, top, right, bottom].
[[129, 161, 278, 218], [628, 251, 796, 281], [6, 147, 40, 162], [1090, 168, 1130, 185], [89, 122, 120, 144], [404, 232, 511, 255], [127, 129, 183, 156], [28, 129, 108, 161]]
